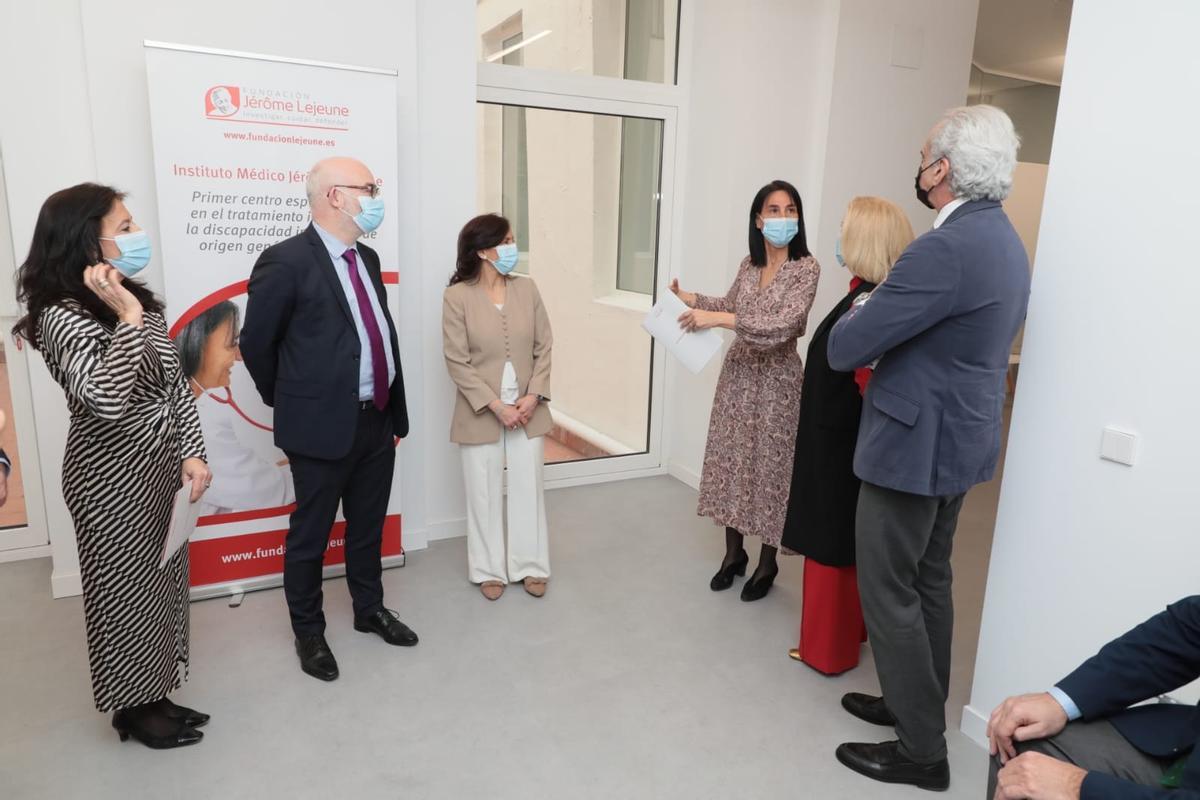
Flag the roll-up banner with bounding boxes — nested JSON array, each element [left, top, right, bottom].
[[144, 42, 403, 599]]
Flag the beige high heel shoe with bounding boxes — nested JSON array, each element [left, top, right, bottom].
[[523, 578, 547, 598], [480, 581, 505, 601]]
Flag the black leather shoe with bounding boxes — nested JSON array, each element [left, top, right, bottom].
[[354, 609, 419, 646], [295, 634, 339, 681], [835, 741, 949, 791], [841, 692, 897, 726], [740, 567, 779, 601], [112, 710, 204, 749], [160, 698, 210, 729], [709, 550, 749, 591]]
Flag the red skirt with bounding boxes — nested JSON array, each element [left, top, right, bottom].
[[796, 559, 867, 675]]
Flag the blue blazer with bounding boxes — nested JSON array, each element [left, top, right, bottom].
[[827, 200, 1030, 497], [1057, 597, 1200, 799]]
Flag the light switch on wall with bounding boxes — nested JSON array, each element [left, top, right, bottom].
[[1100, 427, 1138, 466]]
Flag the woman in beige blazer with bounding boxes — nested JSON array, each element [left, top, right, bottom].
[[443, 213, 553, 600]]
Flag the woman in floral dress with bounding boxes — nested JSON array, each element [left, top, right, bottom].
[[673, 179, 820, 601]]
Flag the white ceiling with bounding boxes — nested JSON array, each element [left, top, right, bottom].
[[973, 0, 1073, 85]]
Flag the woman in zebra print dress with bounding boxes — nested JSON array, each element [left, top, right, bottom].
[[14, 184, 213, 749]]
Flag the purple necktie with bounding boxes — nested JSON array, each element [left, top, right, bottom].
[[343, 249, 389, 411]]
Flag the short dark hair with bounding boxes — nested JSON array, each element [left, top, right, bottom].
[[747, 179, 810, 267], [13, 183, 165, 349], [450, 213, 511, 287], [175, 301, 239, 379]]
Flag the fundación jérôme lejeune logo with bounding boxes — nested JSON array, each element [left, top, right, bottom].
[[203, 84, 351, 131], [205, 86, 241, 118]]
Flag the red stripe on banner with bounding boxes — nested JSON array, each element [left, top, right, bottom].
[[169, 274, 399, 338], [168, 280, 250, 338], [188, 514, 402, 588], [198, 503, 296, 526], [210, 117, 349, 132]]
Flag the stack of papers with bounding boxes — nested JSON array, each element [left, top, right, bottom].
[[642, 290, 724, 374], [160, 479, 203, 568]]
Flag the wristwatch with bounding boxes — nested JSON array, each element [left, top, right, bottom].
[[536, 394, 548, 403]]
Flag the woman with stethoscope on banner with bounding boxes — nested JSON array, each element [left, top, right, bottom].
[[175, 301, 295, 515]]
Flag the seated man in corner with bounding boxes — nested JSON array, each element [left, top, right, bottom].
[[988, 595, 1200, 799]]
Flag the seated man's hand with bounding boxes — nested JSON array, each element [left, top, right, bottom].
[[988, 692, 1069, 763], [994, 752, 1086, 800]]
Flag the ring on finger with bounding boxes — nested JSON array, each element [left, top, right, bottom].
[[97, 279, 111, 288]]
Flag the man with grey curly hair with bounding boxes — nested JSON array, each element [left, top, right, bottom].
[[827, 104, 1031, 791]]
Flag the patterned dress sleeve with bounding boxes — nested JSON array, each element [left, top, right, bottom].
[[692, 259, 746, 313], [171, 373, 207, 462], [736, 258, 821, 349], [39, 304, 145, 421]]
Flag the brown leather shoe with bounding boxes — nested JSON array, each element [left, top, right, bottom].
[[480, 581, 505, 601], [523, 578, 547, 598]]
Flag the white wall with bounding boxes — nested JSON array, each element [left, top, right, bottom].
[[0, 0, 478, 592], [667, 0, 981, 488], [964, 0, 1200, 745]]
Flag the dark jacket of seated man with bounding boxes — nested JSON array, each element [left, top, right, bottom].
[[993, 597, 1200, 798], [1050, 596, 1200, 798]]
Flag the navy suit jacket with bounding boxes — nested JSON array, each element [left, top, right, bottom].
[[1058, 597, 1200, 799], [240, 225, 409, 460], [827, 200, 1030, 497]]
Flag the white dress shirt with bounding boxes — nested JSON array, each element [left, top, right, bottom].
[[933, 197, 969, 229]]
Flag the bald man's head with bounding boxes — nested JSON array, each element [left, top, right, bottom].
[[305, 157, 378, 244]]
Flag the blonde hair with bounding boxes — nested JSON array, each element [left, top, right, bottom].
[[840, 196, 915, 284]]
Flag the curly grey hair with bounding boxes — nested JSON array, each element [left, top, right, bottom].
[[929, 105, 1021, 202]]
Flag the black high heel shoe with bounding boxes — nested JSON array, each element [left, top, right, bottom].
[[740, 566, 779, 601], [710, 550, 749, 591], [112, 709, 204, 750], [160, 698, 210, 729]]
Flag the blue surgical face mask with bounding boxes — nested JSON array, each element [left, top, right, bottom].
[[835, 237, 846, 268], [761, 216, 799, 248], [491, 243, 519, 275], [99, 230, 152, 277], [337, 188, 385, 235]]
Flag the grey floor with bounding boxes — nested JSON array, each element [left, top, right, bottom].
[[0, 471, 1002, 799]]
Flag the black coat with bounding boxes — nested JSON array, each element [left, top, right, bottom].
[[780, 280, 874, 566], [240, 225, 409, 460]]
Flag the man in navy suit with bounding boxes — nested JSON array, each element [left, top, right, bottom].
[[828, 105, 1031, 790], [241, 156, 415, 683], [989, 597, 1200, 799]]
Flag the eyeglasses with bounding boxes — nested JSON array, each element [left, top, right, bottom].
[[918, 152, 946, 172], [332, 183, 381, 198]]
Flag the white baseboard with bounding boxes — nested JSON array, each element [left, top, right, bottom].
[[51, 568, 82, 599], [0, 544, 51, 564], [667, 461, 701, 490], [961, 704, 990, 749], [423, 518, 467, 543]]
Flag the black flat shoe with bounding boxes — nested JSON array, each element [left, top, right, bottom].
[[160, 698, 210, 729], [841, 692, 897, 726], [295, 633, 339, 681], [740, 567, 778, 601], [112, 710, 203, 750], [354, 609, 419, 646], [835, 740, 949, 791], [709, 550, 749, 591]]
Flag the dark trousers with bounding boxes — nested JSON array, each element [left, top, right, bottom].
[[986, 719, 1171, 798], [856, 481, 965, 764], [283, 405, 394, 636]]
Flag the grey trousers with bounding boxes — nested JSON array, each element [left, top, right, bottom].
[[856, 481, 965, 764], [986, 719, 1171, 798]]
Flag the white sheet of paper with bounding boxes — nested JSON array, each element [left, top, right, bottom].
[[160, 479, 203, 569], [641, 290, 724, 374]]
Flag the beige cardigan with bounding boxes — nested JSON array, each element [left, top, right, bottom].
[[442, 275, 553, 445]]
